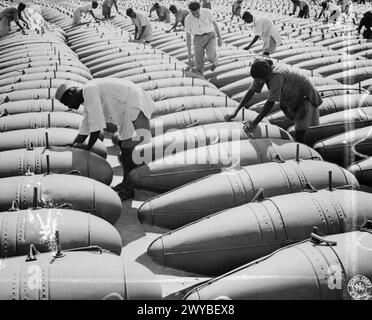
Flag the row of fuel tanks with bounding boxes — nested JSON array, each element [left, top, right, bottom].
[[0, 1, 371, 299], [0, 8, 165, 300]]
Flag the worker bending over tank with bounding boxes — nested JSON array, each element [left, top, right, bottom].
[[225, 59, 323, 143], [102, 0, 120, 18], [317, 1, 341, 22], [290, 0, 310, 18], [231, 0, 243, 20], [127, 8, 153, 43], [55, 79, 155, 200], [357, 11, 372, 39], [0, 3, 28, 37], [149, 3, 171, 23], [242, 11, 282, 56], [185, 1, 222, 76], [166, 5, 190, 32], [71, 1, 100, 27]]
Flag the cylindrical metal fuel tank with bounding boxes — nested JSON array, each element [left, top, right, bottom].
[[128, 139, 321, 192], [288, 107, 372, 146], [184, 230, 372, 300], [150, 107, 261, 135], [148, 189, 372, 275], [138, 159, 358, 230], [0, 174, 121, 224], [0, 128, 106, 158], [0, 251, 162, 300], [314, 126, 372, 166], [0, 99, 81, 115], [0, 147, 113, 185], [152, 96, 238, 117], [136, 122, 292, 162], [0, 112, 82, 132], [0, 208, 122, 258], [348, 158, 372, 187]]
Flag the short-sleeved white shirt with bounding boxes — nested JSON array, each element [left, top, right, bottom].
[[79, 3, 93, 14], [254, 17, 282, 46], [185, 8, 215, 35], [132, 12, 153, 41], [78, 78, 155, 140]]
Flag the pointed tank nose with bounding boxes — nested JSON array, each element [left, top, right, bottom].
[[147, 236, 165, 266], [138, 200, 154, 227], [88, 215, 122, 255]]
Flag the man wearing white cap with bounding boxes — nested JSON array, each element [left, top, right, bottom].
[[55, 78, 155, 200]]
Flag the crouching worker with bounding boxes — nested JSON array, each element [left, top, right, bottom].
[[71, 1, 100, 27], [225, 58, 322, 143], [55, 78, 155, 200]]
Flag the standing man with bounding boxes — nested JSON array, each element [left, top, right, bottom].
[[166, 5, 190, 32], [241, 11, 282, 56], [55, 78, 155, 200], [185, 1, 222, 76], [231, 0, 243, 20], [102, 0, 120, 18], [149, 3, 171, 23], [126, 8, 153, 43], [225, 58, 323, 143], [317, 1, 341, 22], [0, 3, 28, 37], [290, 0, 310, 18], [71, 1, 100, 27]]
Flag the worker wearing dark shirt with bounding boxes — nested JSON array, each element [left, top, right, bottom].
[[358, 11, 372, 39], [226, 59, 323, 143]]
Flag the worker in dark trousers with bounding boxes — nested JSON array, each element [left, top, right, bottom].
[[231, 0, 243, 20], [290, 0, 310, 18], [225, 58, 323, 143]]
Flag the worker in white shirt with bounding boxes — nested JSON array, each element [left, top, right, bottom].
[[55, 78, 155, 200], [166, 5, 190, 32], [185, 1, 222, 76], [71, 0, 100, 27], [149, 3, 171, 23], [102, 0, 120, 18], [231, 0, 243, 20], [317, 1, 341, 22], [242, 11, 282, 56], [126, 8, 153, 43]]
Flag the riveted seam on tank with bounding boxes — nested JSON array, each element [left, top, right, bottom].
[[277, 163, 293, 193], [310, 193, 331, 234], [265, 198, 289, 242], [326, 193, 346, 233], [287, 161, 307, 191]]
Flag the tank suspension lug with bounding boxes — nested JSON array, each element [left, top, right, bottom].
[[65, 170, 82, 176], [53, 230, 65, 259], [303, 182, 318, 193], [311, 227, 337, 246], [359, 220, 372, 234], [252, 188, 265, 202], [0, 109, 9, 118], [25, 166, 34, 176], [26, 142, 34, 151], [274, 154, 285, 163], [8, 200, 20, 212], [26, 244, 40, 262], [0, 96, 9, 105]]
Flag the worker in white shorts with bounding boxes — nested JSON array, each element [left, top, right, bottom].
[[0, 3, 28, 37], [71, 1, 100, 27], [55, 78, 155, 200], [185, 1, 222, 76], [126, 8, 153, 43], [241, 11, 282, 56]]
